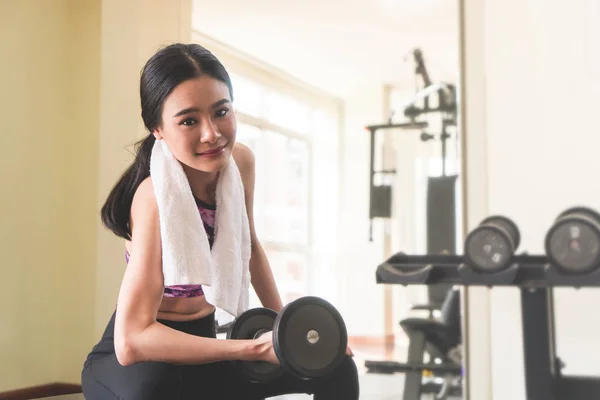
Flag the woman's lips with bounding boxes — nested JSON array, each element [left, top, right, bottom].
[[197, 145, 226, 157]]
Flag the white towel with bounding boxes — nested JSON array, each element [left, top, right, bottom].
[[150, 139, 251, 319]]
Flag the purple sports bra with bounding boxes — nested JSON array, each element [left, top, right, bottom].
[[125, 195, 216, 298]]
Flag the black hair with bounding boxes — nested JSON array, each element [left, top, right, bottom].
[[100, 43, 234, 240]]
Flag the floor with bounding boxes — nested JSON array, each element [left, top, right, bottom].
[[37, 376, 458, 400], [36, 376, 449, 400], [36, 340, 463, 399]]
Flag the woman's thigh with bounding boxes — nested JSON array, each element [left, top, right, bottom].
[[82, 355, 359, 400], [82, 354, 183, 400]]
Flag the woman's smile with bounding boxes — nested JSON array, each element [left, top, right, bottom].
[[196, 144, 227, 158]]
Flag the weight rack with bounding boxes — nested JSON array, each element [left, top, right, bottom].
[[375, 252, 600, 400]]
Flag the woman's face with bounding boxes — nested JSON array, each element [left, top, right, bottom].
[[153, 75, 236, 173]]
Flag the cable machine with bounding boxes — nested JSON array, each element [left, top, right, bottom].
[[366, 48, 458, 242]]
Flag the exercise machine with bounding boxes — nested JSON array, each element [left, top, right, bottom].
[[373, 207, 600, 400], [366, 48, 458, 242], [366, 287, 463, 399]]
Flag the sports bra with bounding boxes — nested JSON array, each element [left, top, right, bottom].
[[125, 195, 216, 298]]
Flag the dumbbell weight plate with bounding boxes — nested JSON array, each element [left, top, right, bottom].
[[481, 216, 520, 250], [226, 307, 284, 383], [464, 216, 519, 273], [545, 207, 600, 274], [272, 296, 348, 380]]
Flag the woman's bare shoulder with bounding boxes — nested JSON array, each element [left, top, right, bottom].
[[130, 176, 159, 231], [232, 143, 256, 196], [232, 142, 255, 174], [133, 176, 156, 204], [232, 142, 254, 166]]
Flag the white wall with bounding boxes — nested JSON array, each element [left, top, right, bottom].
[[463, 0, 600, 399], [335, 83, 388, 336]]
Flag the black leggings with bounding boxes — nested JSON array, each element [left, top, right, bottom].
[[81, 311, 360, 399]]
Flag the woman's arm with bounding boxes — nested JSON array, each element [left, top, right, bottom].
[[249, 240, 283, 312], [113, 177, 266, 366], [234, 144, 284, 313]]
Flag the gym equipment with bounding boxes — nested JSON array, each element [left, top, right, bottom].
[[227, 296, 348, 383], [464, 216, 520, 273], [365, 287, 463, 400], [545, 206, 600, 274], [226, 307, 283, 382], [374, 208, 600, 400], [426, 175, 459, 307], [403, 48, 457, 123], [366, 48, 458, 242], [366, 120, 427, 240]]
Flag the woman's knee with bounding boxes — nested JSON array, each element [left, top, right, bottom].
[[330, 356, 360, 395], [309, 356, 359, 399], [336, 356, 359, 380]]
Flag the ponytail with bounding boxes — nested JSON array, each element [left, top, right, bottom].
[[100, 134, 156, 240]]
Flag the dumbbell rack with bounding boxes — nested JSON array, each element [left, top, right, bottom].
[[376, 252, 600, 400]]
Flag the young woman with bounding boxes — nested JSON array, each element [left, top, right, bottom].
[[80, 43, 359, 400]]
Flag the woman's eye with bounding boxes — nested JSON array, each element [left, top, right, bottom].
[[180, 118, 197, 126], [215, 108, 229, 118]]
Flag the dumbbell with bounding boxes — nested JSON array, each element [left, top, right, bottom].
[[226, 296, 348, 383], [464, 216, 521, 272], [545, 206, 600, 274]]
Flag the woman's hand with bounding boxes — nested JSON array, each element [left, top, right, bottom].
[[252, 331, 280, 364], [252, 332, 354, 364]]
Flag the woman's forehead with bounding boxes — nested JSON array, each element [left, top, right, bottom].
[[164, 77, 230, 111]]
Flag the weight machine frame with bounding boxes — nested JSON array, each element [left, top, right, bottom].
[[376, 253, 600, 400], [365, 48, 458, 242]]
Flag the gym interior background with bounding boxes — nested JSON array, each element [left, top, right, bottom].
[[1, 0, 599, 399]]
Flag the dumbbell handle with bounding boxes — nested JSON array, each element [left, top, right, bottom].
[[253, 329, 272, 339], [253, 328, 321, 345]]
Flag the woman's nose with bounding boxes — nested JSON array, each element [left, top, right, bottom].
[[200, 120, 221, 143]]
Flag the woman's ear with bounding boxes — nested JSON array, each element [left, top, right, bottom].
[[152, 129, 163, 140]]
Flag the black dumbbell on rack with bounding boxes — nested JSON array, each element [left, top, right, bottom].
[[545, 206, 600, 275], [227, 296, 348, 383], [464, 215, 521, 273]]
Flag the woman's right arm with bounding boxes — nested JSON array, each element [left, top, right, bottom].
[[113, 177, 272, 366]]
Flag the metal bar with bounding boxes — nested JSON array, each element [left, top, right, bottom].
[[375, 253, 600, 287], [521, 288, 555, 400], [364, 360, 462, 374], [403, 331, 426, 400], [365, 121, 428, 131], [547, 289, 558, 378], [368, 128, 376, 241], [441, 120, 449, 176], [556, 376, 600, 399], [400, 83, 454, 110]]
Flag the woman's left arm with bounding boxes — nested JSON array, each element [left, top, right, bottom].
[[233, 144, 353, 357], [234, 144, 284, 313]]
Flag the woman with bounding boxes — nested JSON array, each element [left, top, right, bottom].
[[81, 43, 359, 400]]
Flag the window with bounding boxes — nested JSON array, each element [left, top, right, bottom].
[[226, 71, 340, 307]]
